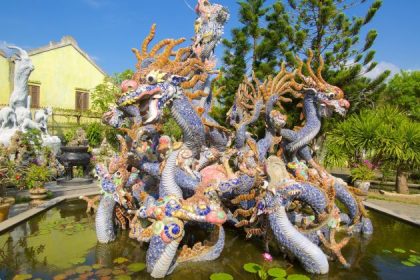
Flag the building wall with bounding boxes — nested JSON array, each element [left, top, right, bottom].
[[0, 53, 11, 105], [29, 45, 105, 109]]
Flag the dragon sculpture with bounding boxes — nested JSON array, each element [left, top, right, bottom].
[[95, 0, 373, 278]]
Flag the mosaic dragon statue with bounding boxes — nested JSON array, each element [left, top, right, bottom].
[[95, 0, 373, 277]]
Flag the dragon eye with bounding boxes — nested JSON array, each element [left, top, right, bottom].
[[328, 92, 335, 99], [146, 74, 157, 84]]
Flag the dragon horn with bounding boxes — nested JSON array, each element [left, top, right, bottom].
[[306, 50, 319, 83], [142, 24, 157, 56], [317, 54, 328, 86]]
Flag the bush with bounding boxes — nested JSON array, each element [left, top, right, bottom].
[[351, 163, 376, 182], [161, 108, 182, 141], [24, 164, 53, 189], [63, 128, 77, 145], [84, 122, 104, 147]]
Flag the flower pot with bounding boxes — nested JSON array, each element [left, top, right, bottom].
[[29, 187, 48, 203], [0, 197, 15, 222], [354, 180, 370, 194]]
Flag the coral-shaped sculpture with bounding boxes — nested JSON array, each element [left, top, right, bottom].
[[94, 0, 373, 278]]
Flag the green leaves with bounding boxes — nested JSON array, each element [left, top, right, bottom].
[[401, 261, 416, 267], [382, 71, 420, 121], [243, 262, 262, 273], [382, 248, 420, 268], [113, 257, 129, 264], [127, 262, 146, 272], [210, 273, 234, 280], [267, 268, 287, 278], [394, 248, 407, 253], [363, 30, 378, 51], [364, 0, 382, 24], [323, 105, 420, 180], [91, 69, 134, 114], [12, 274, 32, 280], [242, 263, 306, 280], [70, 257, 86, 265], [287, 275, 310, 280]]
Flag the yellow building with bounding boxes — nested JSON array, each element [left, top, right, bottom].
[[0, 51, 11, 103], [0, 36, 106, 110]]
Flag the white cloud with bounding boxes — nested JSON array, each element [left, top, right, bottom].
[[363, 61, 401, 80]]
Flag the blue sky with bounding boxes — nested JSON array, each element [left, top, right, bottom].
[[1, 0, 419, 76]]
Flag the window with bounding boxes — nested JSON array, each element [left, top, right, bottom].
[[28, 85, 40, 108], [75, 91, 89, 111]]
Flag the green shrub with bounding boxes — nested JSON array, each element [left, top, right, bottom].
[[351, 164, 376, 182], [84, 122, 104, 147]]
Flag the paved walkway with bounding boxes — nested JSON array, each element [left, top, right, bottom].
[[364, 199, 420, 226], [2, 181, 100, 233]]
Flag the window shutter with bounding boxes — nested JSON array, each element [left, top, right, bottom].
[[29, 85, 40, 108], [75, 91, 89, 111], [75, 91, 82, 110], [83, 92, 89, 110]]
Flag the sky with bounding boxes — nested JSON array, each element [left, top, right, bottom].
[[0, 0, 419, 76]]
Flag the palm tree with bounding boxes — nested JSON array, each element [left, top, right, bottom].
[[323, 106, 420, 194]]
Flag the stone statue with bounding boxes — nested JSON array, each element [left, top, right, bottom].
[[0, 46, 61, 153]]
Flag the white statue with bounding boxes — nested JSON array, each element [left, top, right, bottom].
[[0, 46, 61, 153], [8, 46, 34, 126], [34, 107, 52, 134], [0, 107, 17, 129]]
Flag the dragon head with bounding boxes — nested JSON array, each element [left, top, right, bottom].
[[127, 24, 214, 124], [193, 0, 229, 60], [296, 50, 350, 118], [269, 110, 287, 131]]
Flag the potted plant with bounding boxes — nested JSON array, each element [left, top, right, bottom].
[[25, 164, 53, 203], [0, 159, 16, 222], [351, 160, 376, 193]]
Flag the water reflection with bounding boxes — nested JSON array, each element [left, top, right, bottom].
[[0, 200, 419, 280]]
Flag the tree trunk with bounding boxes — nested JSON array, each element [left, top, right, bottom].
[[396, 167, 409, 194]]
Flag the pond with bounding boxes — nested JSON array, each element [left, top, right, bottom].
[[1, 200, 419, 280]]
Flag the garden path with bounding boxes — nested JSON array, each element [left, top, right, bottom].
[[364, 199, 420, 226]]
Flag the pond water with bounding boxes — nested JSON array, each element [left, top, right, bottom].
[[1, 199, 419, 280]]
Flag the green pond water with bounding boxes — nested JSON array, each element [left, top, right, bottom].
[[1, 199, 420, 280]]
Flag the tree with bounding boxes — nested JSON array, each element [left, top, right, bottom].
[[324, 107, 420, 194], [215, 1, 264, 123], [91, 69, 134, 114], [90, 69, 134, 149], [381, 71, 420, 121], [217, 0, 389, 120], [276, 0, 389, 113]]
